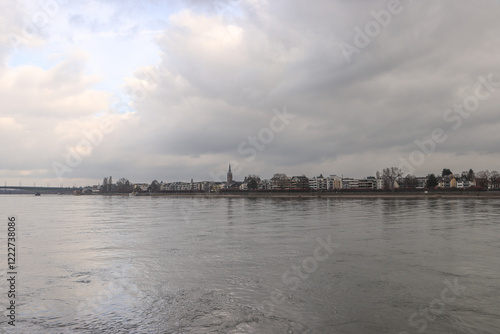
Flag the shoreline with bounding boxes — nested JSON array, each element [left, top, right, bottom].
[[9, 190, 499, 198], [120, 191, 500, 199]]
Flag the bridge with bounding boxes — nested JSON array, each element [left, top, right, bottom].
[[0, 186, 78, 194]]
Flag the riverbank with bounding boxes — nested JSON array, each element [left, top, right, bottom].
[[121, 190, 500, 199]]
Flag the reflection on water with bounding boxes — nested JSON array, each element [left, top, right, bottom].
[[0, 195, 499, 333]]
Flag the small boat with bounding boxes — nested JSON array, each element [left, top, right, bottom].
[[35, 192, 41, 196]]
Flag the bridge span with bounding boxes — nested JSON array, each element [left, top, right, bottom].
[[0, 186, 78, 194]]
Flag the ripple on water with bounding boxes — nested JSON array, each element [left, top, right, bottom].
[[139, 287, 315, 334]]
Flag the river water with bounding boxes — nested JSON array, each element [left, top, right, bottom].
[[0, 195, 499, 333]]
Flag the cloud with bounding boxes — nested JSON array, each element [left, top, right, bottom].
[[0, 50, 114, 179], [2, 0, 500, 185], [116, 0, 500, 180]]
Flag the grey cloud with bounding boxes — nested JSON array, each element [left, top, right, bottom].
[[2, 0, 500, 185], [113, 0, 500, 181]]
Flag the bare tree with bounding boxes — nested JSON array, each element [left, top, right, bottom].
[[426, 174, 438, 189], [100, 177, 108, 193], [402, 174, 419, 189], [244, 174, 261, 190], [475, 170, 491, 189], [467, 169, 475, 181], [442, 168, 453, 177], [148, 180, 161, 193], [382, 167, 403, 191], [490, 171, 500, 189], [115, 178, 133, 193]]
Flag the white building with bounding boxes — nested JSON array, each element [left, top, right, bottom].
[[342, 179, 359, 189], [134, 183, 150, 192], [327, 175, 342, 190], [259, 179, 272, 190], [309, 176, 327, 190]]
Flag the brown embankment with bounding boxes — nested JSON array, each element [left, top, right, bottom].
[[131, 190, 500, 199]]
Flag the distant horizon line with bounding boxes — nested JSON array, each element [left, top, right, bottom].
[[3, 168, 491, 189]]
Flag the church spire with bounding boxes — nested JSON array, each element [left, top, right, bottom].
[[227, 163, 233, 187]]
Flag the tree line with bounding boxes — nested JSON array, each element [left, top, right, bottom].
[[98, 167, 500, 194], [381, 167, 500, 190]]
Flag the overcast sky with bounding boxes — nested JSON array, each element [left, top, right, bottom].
[[1, 0, 500, 186]]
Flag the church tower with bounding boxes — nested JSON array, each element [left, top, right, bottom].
[[227, 164, 233, 188]]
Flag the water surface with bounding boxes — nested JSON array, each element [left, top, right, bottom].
[[0, 195, 498, 333]]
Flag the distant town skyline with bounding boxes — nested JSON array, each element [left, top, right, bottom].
[[2, 160, 500, 188], [1, 0, 500, 187], [4, 164, 495, 191]]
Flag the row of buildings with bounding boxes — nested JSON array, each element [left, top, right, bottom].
[[129, 167, 482, 193], [133, 175, 477, 193], [84, 166, 495, 194], [226, 165, 481, 191]]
